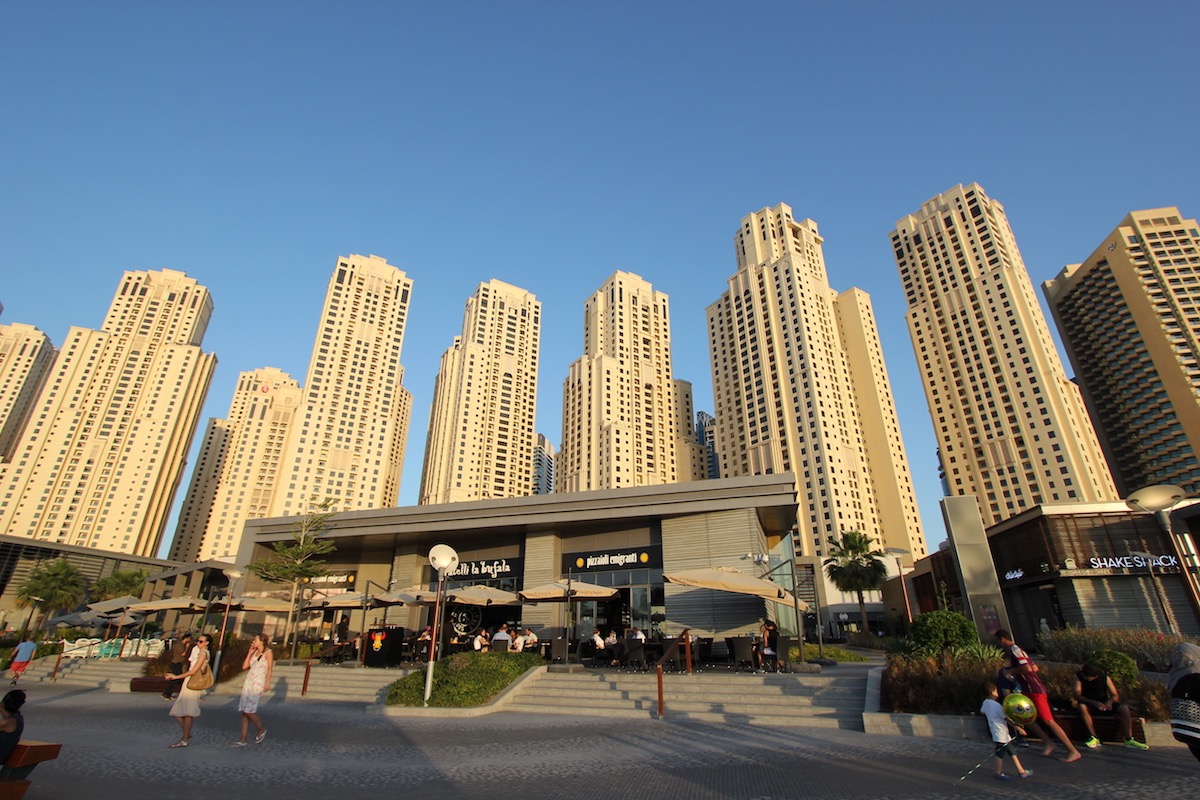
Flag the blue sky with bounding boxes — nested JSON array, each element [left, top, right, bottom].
[[3, 2, 1198, 558]]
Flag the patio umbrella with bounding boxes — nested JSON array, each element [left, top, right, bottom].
[[662, 566, 806, 609], [209, 596, 293, 612], [376, 585, 439, 605], [87, 595, 143, 614], [518, 579, 617, 602], [128, 596, 208, 612], [301, 591, 377, 611], [445, 584, 522, 606]]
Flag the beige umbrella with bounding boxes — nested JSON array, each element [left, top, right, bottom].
[[518, 579, 617, 602], [301, 591, 377, 611], [662, 566, 806, 609], [87, 595, 143, 613], [128, 595, 208, 612], [376, 585, 439, 605], [445, 584, 522, 606], [209, 596, 293, 613]]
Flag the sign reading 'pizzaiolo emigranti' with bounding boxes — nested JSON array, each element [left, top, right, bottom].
[[562, 545, 663, 574]]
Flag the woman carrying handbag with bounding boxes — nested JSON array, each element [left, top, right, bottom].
[[166, 633, 212, 748]]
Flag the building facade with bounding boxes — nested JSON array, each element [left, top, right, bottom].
[[170, 367, 303, 562], [708, 205, 926, 566], [1044, 208, 1200, 497], [532, 433, 555, 495], [890, 184, 1117, 527], [419, 280, 541, 504], [559, 271, 704, 492], [696, 411, 719, 479], [0, 269, 216, 557], [0, 323, 56, 463], [269, 255, 414, 518]]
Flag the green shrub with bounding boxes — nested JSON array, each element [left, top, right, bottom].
[[1037, 626, 1194, 671], [1088, 649, 1139, 689], [906, 610, 977, 656], [387, 651, 544, 707], [950, 641, 1003, 664], [795, 643, 869, 663], [847, 632, 889, 650]]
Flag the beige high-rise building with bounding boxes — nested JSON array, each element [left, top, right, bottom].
[[1045, 208, 1200, 497], [0, 323, 56, 462], [560, 271, 704, 492], [419, 280, 541, 505], [170, 367, 302, 562], [891, 183, 1117, 527], [708, 205, 926, 563], [269, 254, 413, 518], [0, 269, 216, 557]]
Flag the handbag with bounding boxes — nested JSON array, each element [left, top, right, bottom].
[[186, 656, 214, 691]]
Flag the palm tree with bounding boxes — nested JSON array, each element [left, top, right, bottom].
[[90, 569, 148, 601], [823, 531, 888, 633], [17, 559, 87, 634]]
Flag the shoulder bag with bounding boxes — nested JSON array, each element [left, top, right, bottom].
[[186, 655, 214, 691]]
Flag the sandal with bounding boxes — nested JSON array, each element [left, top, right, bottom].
[[169, 740, 189, 749]]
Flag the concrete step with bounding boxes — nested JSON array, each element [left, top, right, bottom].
[[214, 664, 406, 703]]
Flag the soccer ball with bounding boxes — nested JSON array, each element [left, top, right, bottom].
[[1003, 692, 1037, 725]]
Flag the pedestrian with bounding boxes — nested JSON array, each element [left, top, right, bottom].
[[1073, 661, 1148, 750], [980, 681, 1033, 781], [996, 665, 1030, 747], [1168, 642, 1200, 763], [994, 629, 1081, 762], [162, 633, 192, 699], [233, 634, 272, 747], [165, 633, 212, 748], [0, 689, 25, 765], [7, 636, 37, 685]]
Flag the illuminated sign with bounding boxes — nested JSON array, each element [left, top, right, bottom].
[[1004, 569, 1025, 581], [562, 545, 663, 573], [1088, 554, 1178, 570], [447, 557, 523, 579]]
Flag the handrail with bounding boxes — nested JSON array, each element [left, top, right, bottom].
[[50, 641, 65, 682], [302, 643, 344, 697], [654, 629, 693, 719]]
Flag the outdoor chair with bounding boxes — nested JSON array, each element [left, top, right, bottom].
[[491, 639, 510, 654], [726, 637, 755, 671], [622, 639, 646, 671]]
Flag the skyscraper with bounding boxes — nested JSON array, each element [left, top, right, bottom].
[[708, 205, 925, 562], [269, 254, 413, 517], [559, 271, 703, 492], [1045, 207, 1200, 496], [0, 323, 56, 463], [0, 269, 216, 557], [532, 433, 555, 495], [695, 410, 719, 479], [419, 280, 540, 504], [170, 367, 302, 562], [891, 183, 1117, 527]]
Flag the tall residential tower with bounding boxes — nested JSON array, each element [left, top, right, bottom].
[[891, 183, 1117, 527], [708, 205, 926, 563], [1045, 208, 1200, 496], [0, 323, 56, 463], [269, 255, 414, 517], [559, 271, 704, 492], [0, 269, 216, 557], [419, 280, 541, 504]]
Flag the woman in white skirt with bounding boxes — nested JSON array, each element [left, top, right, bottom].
[[233, 634, 273, 746], [166, 633, 211, 748]]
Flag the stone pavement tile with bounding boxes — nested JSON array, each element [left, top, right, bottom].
[[15, 684, 1198, 800]]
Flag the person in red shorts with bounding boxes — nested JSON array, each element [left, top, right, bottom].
[[7, 637, 37, 685], [995, 629, 1082, 763]]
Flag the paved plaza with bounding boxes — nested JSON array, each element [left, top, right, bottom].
[[14, 682, 1198, 800]]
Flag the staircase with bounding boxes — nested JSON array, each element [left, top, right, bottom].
[[505, 666, 868, 729], [18, 656, 147, 689], [214, 662, 410, 704]]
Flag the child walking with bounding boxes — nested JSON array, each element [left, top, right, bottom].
[[981, 682, 1033, 781]]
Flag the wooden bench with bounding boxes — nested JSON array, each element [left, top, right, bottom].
[[130, 676, 173, 693], [0, 741, 62, 800], [1026, 710, 1146, 745]]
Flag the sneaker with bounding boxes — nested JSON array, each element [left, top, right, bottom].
[[1019, 770, 1033, 779], [1083, 736, 1101, 749], [255, 731, 267, 744], [231, 741, 247, 748], [1124, 738, 1149, 751], [993, 773, 1011, 781]]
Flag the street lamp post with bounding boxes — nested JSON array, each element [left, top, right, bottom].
[[1130, 550, 1178, 635], [885, 547, 913, 625], [1127, 484, 1200, 632], [424, 544, 459, 707], [213, 567, 244, 675]]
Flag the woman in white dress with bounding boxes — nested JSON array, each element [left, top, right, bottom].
[[233, 634, 273, 746], [167, 633, 211, 748]]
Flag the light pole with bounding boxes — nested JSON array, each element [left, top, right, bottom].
[[213, 567, 244, 675], [1130, 550, 1177, 634], [1126, 483, 1200, 631], [885, 547, 913, 625], [424, 544, 459, 707]]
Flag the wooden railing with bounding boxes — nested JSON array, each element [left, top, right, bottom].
[[654, 629, 693, 719], [301, 644, 346, 696]]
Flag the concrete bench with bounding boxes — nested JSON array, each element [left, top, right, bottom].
[[1039, 711, 1146, 744], [0, 741, 62, 799]]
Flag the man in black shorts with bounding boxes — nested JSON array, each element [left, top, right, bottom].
[[1073, 662, 1149, 750]]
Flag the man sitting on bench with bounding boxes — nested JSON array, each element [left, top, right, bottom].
[[1073, 662, 1148, 750]]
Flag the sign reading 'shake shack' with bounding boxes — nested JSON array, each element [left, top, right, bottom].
[[447, 557, 523, 579], [562, 545, 663, 574]]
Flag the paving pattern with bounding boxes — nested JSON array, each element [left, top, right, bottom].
[[17, 683, 1198, 800]]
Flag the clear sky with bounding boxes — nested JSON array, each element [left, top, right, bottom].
[[3, 2, 1198, 558]]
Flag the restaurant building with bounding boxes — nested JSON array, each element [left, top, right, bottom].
[[899, 500, 1200, 647], [239, 474, 800, 647]]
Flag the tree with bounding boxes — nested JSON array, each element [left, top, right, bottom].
[[90, 569, 148, 601], [823, 531, 889, 633], [17, 559, 87, 634], [247, 497, 337, 651]]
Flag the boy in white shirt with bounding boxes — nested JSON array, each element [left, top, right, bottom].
[[981, 682, 1033, 781]]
